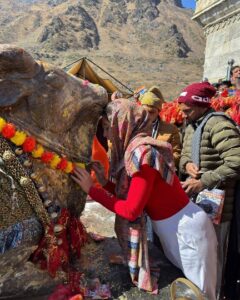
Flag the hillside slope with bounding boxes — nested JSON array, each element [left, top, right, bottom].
[[0, 0, 205, 99]]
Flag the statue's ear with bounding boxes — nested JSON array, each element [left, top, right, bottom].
[[0, 80, 27, 107], [0, 44, 40, 79], [0, 45, 40, 108]]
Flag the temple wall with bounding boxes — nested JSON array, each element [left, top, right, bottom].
[[195, 0, 225, 15], [193, 0, 240, 82]]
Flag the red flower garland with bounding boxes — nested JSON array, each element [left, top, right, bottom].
[[41, 151, 54, 163], [22, 136, 36, 152], [57, 158, 68, 170], [31, 208, 87, 278], [2, 123, 16, 138]]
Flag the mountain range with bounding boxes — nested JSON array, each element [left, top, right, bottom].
[[0, 0, 205, 99]]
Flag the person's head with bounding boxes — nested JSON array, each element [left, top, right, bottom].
[[218, 80, 231, 92], [139, 86, 165, 122], [102, 99, 151, 157], [230, 65, 240, 84], [212, 82, 220, 89], [178, 82, 216, 122], [140, 104, 159, 122]]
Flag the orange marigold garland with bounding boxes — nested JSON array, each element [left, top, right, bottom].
[[230, 103, 240, 125], [160, 100, 185, 125], [159, 91, 240, 127], [0, 117, 85, 172], [211, 95, 236, 112], [211, 92, 240, 126]]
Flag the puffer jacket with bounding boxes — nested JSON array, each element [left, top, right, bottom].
[[180, 109, 240, 222], [156, 120, 181, 168]]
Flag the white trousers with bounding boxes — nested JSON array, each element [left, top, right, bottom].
[[152, 201, 218, 300]]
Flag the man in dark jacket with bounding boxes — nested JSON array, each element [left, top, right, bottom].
[[178, 82, 240, 299]]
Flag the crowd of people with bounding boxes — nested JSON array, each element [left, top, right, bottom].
[[73, 65, 240, 300], [1, 64, 240, 300]]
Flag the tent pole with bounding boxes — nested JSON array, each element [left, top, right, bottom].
[[63, 56, 86, 70], [85, 58, 134, 93]]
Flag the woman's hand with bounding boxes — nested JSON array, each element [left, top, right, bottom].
[[71, 167, 93, 194], [91, 161, 108, 186]]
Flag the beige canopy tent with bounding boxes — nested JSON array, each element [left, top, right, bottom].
[[66, 57, 133, 100]]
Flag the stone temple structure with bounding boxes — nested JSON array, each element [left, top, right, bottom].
[[193, 0, 240, 82]]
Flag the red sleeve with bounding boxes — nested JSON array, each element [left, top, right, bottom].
[[89, 165, 157, 221], [103, 180, 116, 195]]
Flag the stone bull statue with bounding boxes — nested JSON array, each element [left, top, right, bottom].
[[0, 44, 108, 298]]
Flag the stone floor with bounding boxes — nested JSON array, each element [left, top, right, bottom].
[[70, 202, 187, 299]]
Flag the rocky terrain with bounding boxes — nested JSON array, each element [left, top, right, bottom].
[[0, 0, 205, 99]]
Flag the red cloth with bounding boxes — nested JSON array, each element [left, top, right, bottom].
[[91, 136, 109, 188], [89, 165, 189, 221], [178, 82, 216, 107], [103, 180, 116, 195]]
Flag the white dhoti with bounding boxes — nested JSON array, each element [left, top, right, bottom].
[[152, 201, 217, 300]]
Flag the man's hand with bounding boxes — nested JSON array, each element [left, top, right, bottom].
[[181, 178, 204, 196], [185, 162, 200, 179], [71, 167, 93, 194]]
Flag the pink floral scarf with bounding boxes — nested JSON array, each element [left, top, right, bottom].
[[105, 99, 175, 292]]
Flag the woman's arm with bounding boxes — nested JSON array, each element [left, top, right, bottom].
[[103, 180, 116, 195], [89, 165, 157, 221]]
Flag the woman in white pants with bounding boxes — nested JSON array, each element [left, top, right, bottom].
[[72, 99, 217, 299]]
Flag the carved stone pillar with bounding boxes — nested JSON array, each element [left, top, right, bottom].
[[193, 0, 240, 82]]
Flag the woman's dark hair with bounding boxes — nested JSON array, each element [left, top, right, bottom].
[[220, 80, 232, 88], [102, 101, 114, 122], [96, 118, 108, 151], [97, 102, 115, 151], [212, 82, 220, 89]]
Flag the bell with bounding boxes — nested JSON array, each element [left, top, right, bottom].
[[50, 212, 58, 219], [30, 173, 38, 180], [23, 159, 32, 167], [43, 200, 52, 208], [15, 148, 23, 155], [3, 150, 14, 161], [57, 239, 63, 246], [54, 224, 64, 235], [20, 176, 30, 187], [38, 186, 46, 193]]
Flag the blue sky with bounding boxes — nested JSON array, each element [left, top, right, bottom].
[[182, 0, 196, 9]]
